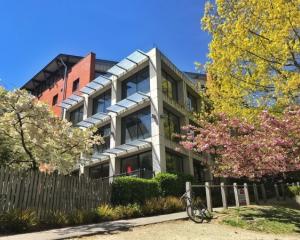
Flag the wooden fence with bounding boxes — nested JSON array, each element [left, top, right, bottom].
[[0, 167, 111, 218], [186, 181, 300, 212]]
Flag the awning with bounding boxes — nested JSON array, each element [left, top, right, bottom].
[[76, 112, 110, 128], [59, 50, 149, 110], [94, 139, 152, 158], [107, 50, 149, 77], [106, 91, 150, 115], [79, 74, 112, 95], [60, 94, 84, 109]]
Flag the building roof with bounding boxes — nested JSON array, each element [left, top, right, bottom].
[[21, 53, 117, 92]]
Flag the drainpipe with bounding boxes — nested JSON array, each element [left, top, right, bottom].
[[59, 58, 68, 119]]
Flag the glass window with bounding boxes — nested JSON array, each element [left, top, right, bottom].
[[94, 124, 111, 154], [162, 70, 178, 101], [69, 105, 83, 125], [72, 78, 80, 92], [166, 151, 184, 173], [163, 108, 180, 141], [121, 67, 150, 99], [89, 162, 109, 179], [187, 92, 197, 112], [92, 89, 111, 114], [52, 94, 58, 106], [193, 159, 205, 183], [120, 151, 152, 174], [121, 107, 151, 144]]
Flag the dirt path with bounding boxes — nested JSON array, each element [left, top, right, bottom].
[[70, 220, 299, 240]]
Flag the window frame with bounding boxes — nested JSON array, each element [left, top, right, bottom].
[[121, 107, 151, 144], [89, 162, 110, 179], [69, 105, 84, 125], [121, 67, 150, 99], [165, 150, 184, 173], [92, 89, 112, 115], [120, 151, 152, 174], [52, 94, 58, 106], [72, 78, 80, 92], [162, 70, 178, 101], [163, 108, 180, 141]]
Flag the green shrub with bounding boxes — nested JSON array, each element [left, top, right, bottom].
[[287, 186, 300, 196], [41, 211, 69, 228], [67, 209, 100, 225], [163, 196, 185, 213], [96, 204, 118, 221], [113, 203, 143, 219], [0, 209, 38, 233], [154, 173, 194, 197], [142, 196, 184, 215], [111, 176, 160, 205]]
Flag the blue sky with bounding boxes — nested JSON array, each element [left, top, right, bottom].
[[0, 0, 210, 90]]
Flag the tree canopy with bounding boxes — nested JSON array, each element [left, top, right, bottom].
[[180, 107, 300, 179], [202, 0, 300, 118], [0, 87, 101, 173]]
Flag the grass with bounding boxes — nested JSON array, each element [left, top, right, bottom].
[[219, 205, 300, 234]]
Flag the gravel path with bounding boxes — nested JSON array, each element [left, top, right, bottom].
[[70, 220, 299, 240]]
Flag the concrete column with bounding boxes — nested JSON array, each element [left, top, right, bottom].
[[83, 94, 89, 120], [109, 76, 118, 176], [148, 48, 166, 173]]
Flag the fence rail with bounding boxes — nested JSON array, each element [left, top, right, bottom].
[[0, 167, 111, 218], [186, 181, 300, 212]]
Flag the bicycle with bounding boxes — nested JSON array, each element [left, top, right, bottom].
[[180, 190, 213, 223]]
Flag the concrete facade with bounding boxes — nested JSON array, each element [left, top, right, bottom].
[[23, 48, 211, 182], [60, 48, 211, 182]]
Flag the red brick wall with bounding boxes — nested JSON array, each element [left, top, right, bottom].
[[37, 53, 95, 116]]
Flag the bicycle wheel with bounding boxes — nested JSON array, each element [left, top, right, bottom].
[[201, 208, 213, 222], [186, 205, 204, 223]]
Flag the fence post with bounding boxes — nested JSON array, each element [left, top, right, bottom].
[[261, 183, 267, 202], [220, 182, 228, 209], [243, 183, 250, 206], [274, 184, 280, 200], [280, 183, 286, 200], [297, 182, 300, 187], [233, 183, 240, 207], [205, 182, 212, 212], [253, 183, 259, 204]]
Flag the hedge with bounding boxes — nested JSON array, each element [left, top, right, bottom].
[[111, 173, 194, 205], [111, 177, 160, 205], [154, 172, 194, 197]]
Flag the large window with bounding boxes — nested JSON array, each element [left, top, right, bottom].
[[121, 107, 151, 144], [163, 108, 180, 141], [69, 106, 83, 125], [92, 90, 111, 114], [89, 162, 109, 179], [193, 159, 205, 183], [166, 151, 184, 173], [121, 67, 150, 99], [162, 70, 178, 101], [94, 124, 111, 154], [72, 78, 80, 92], [120, 151, 152, 176], [187, 92, 197, 112]]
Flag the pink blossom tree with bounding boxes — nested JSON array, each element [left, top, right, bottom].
[[180, 106, 300, 179]]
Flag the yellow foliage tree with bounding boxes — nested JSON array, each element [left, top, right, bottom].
[[202, 0, 300, 119]]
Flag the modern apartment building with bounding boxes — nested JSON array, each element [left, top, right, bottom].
[[22, 48, 212, 182]]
